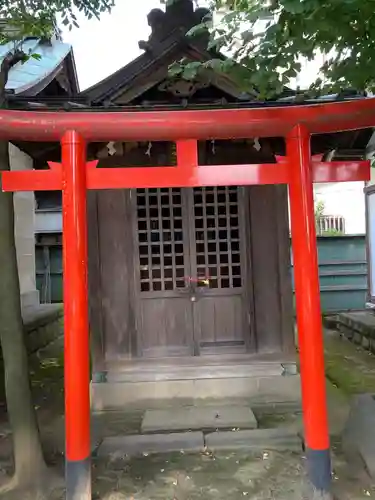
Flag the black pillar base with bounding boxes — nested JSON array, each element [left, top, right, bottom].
[[306, 447, 332, 494], [66, 457, 91, 500]]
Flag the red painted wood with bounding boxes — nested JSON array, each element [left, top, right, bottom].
[[62, 131, 91, 466], [86, 160, 99, 170], [312, 160, 370, 182], [2, 159, 368, 192], [288, 124, 330, 452], [2, 169, 62, 191], [0, 98, 374, 141], [86, 163, 291, 189], [47, 161, 62, 172], [176, 140, 197, 172]]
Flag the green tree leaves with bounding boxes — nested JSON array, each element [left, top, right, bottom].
[[0, 0, 114, 44], [173, 0, 375, 97]]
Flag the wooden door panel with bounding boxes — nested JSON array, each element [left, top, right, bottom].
[[135, 187, 194, 356], [190, 186, 249, 353], [193, 295, 245, 354], [134, 185, 251, 358], [98, 190, 135, 358], [139, 298, 193, 357], [190, 186, 244, 290], [136, 187, 188, 294]]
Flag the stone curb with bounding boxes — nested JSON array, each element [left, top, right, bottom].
[[205, 428, 303, 452], [97, 431, 205, 457]]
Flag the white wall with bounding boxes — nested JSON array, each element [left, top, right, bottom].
[[314, 182, 366, 234], [369, 165, 375, 186], [9, 143, 39, 308]]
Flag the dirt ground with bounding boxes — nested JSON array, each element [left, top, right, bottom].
[[0, 331, 375, 499], [1, 428, 373, 500], [90, 447, 375, 500]]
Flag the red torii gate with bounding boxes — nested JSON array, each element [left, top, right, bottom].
[[1, 98, 374, 500]]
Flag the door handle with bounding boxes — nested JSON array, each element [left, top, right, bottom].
[[175, 277, 195, 295], [175, 276, 209, 298], [197, 278, 210, 287]]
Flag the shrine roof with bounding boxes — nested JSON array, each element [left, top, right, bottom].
[[3, 87, 365, 109], [1, 37, 76, 95]]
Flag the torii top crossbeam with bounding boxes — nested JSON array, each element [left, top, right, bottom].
[[1, 97, 374, 500], [0, 96, 375, 141]]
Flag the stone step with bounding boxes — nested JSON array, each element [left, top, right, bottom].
[[342, 393, 375, 480], [91, 375, 301, 411], [141, 405, 258, 434], [205, 428, 302, 452], [96, 428, 302, 458], [97, 432, 205, 457], [337, 311, 375, 338], [106, 362, 285, 383], [335, 311, 375, 352]]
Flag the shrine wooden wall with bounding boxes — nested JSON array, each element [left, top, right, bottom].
[[87, 183, 294, 366]]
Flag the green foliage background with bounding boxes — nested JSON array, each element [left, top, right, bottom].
[[167, 0, 375, 98]]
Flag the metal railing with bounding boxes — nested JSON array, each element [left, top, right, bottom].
[[316, 215, 346, 235]]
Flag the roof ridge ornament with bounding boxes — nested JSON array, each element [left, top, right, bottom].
[[158, 78, 209, 97], [138, 0, 211, 51]]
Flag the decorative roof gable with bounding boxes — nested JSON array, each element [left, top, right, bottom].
[[81, 0, 253, 106]]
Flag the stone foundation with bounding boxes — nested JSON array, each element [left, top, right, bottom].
[[91, 359, 301, 411], [328, 311, 375, 353], [23, 304, 63, 356], [0, 304, 63, 402], [343, 393, 375, 480]]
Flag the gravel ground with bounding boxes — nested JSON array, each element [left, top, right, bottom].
[[88, 448, 374, 500]]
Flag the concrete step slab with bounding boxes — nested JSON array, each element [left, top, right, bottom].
[[342, 393, 375, 480], [97, 431, 204, 457], [141, 405, 258, 434], [91, 375, 301, 411], [205, 428, 303, 452], [337, 311, 375, 338], [106, 363, 284, 382]]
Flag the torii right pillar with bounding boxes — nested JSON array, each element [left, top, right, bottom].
[[288, 124, 331, 496]]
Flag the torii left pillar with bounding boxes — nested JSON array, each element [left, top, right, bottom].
[[61, 130, 91, 500]]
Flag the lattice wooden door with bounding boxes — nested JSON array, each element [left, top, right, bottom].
[[135, 186, 249, 357], [188, 186, 248, 355]]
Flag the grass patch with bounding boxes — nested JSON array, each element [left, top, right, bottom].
[[29, 349, 64, 411], [324, 333, 375, 397]]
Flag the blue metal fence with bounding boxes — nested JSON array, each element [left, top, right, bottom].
[[291, 235, 367, 313]]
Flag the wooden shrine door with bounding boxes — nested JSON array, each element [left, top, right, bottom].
[[134, 186, 251, 358]]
